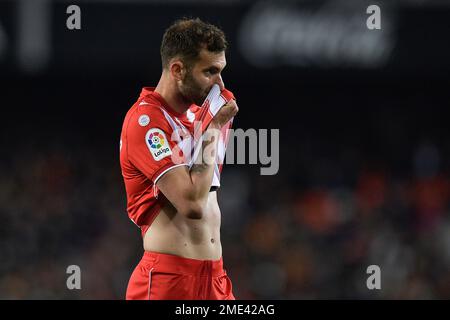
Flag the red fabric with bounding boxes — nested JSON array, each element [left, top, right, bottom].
[[120, 87, 235, 237], [195, 88, 235, 133], [120, 88, 190, 238], [126, 251, 235, 300]]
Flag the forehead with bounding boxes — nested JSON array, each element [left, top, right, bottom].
[[195, 49, 226, 69]]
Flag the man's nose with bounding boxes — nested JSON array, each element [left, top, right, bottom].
[[215, 75, 225, 91]]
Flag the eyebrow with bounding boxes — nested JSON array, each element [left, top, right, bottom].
[[202, 66, 220, 72], [202, 63, 226, 72]]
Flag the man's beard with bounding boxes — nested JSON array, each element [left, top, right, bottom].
[[179, 70, 209, 106]]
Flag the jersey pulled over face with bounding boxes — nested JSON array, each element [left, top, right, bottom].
[[119, 86, 234, 237]]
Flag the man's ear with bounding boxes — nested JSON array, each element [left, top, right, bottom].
[[169, 60, 185, 81]]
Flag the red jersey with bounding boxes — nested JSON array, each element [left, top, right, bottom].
[[120, 87, 234, 237]]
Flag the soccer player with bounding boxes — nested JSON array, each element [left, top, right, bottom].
[[119, 18, 238, 300]]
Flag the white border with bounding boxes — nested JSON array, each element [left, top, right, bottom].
[[153, 163, 189, 185], [147, 268, 154, 300]]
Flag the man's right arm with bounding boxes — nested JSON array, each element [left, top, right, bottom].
[[156, 100, 238, 219]]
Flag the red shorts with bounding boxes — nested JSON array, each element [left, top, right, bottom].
[[126, 251, 235, 300]]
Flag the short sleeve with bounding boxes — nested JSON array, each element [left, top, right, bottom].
[[125, 106, 189, 183]]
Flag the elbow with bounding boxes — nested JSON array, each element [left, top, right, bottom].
[[181, 201, 205, 220]]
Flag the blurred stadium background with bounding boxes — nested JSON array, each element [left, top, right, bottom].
[[0, 0, 449, 299]]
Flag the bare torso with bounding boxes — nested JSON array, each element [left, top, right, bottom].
[[143, 191, 222, 260]]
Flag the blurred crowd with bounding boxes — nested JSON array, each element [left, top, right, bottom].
[[220, 139, 450, 299], [0, 129, 449, 299]]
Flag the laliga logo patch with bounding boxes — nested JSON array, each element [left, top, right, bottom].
[[145, 128, 172, 161], [138, 114, 150, 127]]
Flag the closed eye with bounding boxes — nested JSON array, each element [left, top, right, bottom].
[[203, 67, 220, 75]]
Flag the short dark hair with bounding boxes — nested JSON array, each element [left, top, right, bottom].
[[160, 18, 228, 69]]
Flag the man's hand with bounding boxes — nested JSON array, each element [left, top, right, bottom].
[[211, 99, 239, 129]]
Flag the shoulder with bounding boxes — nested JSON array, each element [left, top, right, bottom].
[[125, 101, 171, 135]]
